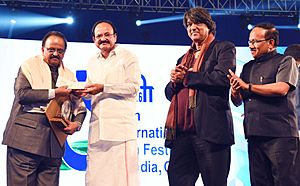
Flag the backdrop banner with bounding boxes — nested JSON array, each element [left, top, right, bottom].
[[0, 38, 287, 186]]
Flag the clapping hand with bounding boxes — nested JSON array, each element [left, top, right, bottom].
[[170, 64, 189, 83]]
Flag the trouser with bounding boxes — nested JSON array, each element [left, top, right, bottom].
[[248, 137, 298, 186], [6, 147, 62, 186], [296, 137, 300, 186], [85, 140, 139, 186], [167, 133, 231, 186]]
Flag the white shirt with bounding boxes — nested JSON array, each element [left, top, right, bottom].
[[87, 45, 141, 143]]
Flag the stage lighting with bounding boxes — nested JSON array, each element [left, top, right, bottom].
[[8, 19, 16, 38], [10, 19, 16, 24], [136, 15, 183, 26], [135, 11, 227, 27], [0, 8, 74, 32], [65, 16, 74, 25], [188, 0, 195, 7], [247, 23, 299, 30], [275, 25, 299, 30], [298, 14, 300, 29], [136, 20, 142, 26], [247, 24, 253, 30]]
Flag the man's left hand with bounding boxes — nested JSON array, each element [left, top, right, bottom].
[[83, 84, 104, 95], [63, 121, 80, 135]]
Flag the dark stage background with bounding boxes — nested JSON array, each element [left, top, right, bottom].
[[0, 3, 299, 46]]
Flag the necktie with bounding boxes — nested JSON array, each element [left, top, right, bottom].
[[49, 65, 59, 88]]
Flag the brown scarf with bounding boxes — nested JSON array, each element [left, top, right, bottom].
[[181, 33, 215, 108], [164, 33, 215, 141]]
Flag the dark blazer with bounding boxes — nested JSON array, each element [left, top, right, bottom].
[[165, 40, 236, 145], [2, 68, 86, 158]]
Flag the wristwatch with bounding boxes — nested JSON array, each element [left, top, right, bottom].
[[248, 83, 252, 92]]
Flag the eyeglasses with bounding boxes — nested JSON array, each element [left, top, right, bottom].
[[248, 39, 271, 45], [94, 32, 115, 39], [45, 47, 65, 54]]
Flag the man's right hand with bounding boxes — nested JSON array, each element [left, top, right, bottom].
[[55, 86, 72, 98], [170, 64, 188, 83]]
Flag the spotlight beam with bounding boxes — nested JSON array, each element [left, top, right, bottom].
[[275, 25, 300, 30], [0, 9, 74, 33], [137, 15, 183, 26], [248, 24, 299, 30], [189, 0, 195, 7], [136, 11, 231, 26], [136, 13, 300, 31]]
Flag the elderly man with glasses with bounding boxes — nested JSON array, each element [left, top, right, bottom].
[[2, 31, 86, 186]]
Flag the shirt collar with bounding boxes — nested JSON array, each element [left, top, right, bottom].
[[254, 50, 277, 63], [97, 44, 119, 59]]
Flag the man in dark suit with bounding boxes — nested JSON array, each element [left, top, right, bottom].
[[228, 23, 298, 186], [164, 7, 236, 186], [2, 31, 86, 186]]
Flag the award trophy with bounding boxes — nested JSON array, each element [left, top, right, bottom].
[[45, 98, 71, 147]]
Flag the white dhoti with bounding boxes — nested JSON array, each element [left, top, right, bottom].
[[85, 140, 139, 186]]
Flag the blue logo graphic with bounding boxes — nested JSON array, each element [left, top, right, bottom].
[[139, 74, 154, 102]]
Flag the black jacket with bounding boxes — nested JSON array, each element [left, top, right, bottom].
[[240, 51, 299, 138], [165, 40, 236, 145]]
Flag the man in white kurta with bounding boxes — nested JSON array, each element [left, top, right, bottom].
[[83, 20, 141, 186]]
